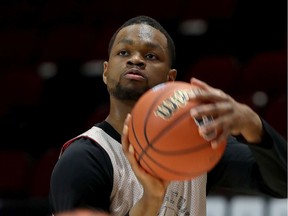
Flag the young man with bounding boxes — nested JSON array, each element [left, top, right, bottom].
[[49, 15, 287, 216]]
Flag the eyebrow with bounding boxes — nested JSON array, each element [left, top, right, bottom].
[[117, 38, 162, 49]]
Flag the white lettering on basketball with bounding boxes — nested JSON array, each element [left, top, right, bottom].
[[154, 89, 189, 120]]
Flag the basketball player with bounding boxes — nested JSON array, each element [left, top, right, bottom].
[[49, 15, 287, 216]]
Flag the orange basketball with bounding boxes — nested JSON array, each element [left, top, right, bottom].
[[128, 81, 226, 181]]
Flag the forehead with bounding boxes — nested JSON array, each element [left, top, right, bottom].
[[114, 24, 168, 48]]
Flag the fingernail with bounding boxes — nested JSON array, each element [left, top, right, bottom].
[[129, 145, 134, 153], [211, 141, 218, 149], [123, 125, 128, 134], [190, 109, 197, 116]]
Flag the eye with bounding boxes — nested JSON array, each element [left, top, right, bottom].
[[145, 53, 157, 60], [118, 50, 129, 56]]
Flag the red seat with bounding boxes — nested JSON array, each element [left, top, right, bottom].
[[39, 0, 78, 24], [264, 95, 287, 139], [241, 51, 287, 96], [180, 0, 237, 20], [84, 25, 116, 61], [184, 55, 241, 94], [0, 67, 43, 120], [39, 25, 96, 62], [0, 28, 39, 65], [28, 148, 60, 198], [84, 103, 110, 128], [81, 0, 184, 23], [0, 150, 32, 198], [0, 66, 43, 117]]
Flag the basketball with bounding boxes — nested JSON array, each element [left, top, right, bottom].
[[128, 81, 227, 181]]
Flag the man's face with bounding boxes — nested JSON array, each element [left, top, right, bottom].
[[103, 24, 176, 101]]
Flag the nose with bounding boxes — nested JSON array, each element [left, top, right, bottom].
[[127, 53, 145, 68]]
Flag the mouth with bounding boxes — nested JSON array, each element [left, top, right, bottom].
[[123, 69, 147, 81]]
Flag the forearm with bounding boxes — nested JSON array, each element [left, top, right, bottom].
[[238, 104, 264, 143]]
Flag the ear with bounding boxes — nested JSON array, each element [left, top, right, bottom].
[[103, 61, 108, 84], [167, 69, 177, 81]]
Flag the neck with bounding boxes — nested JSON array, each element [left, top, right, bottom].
[[105, 97, 136, 134]]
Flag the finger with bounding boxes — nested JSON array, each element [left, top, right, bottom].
[[163, 180, 171, 189], [194, 116, 218, 141], [122, 113, 131, 153], [121, 114, 147, 176], [197, 115, 231, 149], [198, 126, 218, 142], [122, 124, 129, 153], [123, 141, 143, 174], [210, 127, 230, 149], [190, 101, 233, 119], [127, 144, 152, 181], [194, 114, 230, 141], [189, 90, 230, 104], [187, 87, 206, 99], [189, 78, 232, 101], [190, 77, 210, 90]]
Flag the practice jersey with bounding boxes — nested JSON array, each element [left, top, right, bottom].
[[50, 120, 287, 216], [60, 125, 207, 216]]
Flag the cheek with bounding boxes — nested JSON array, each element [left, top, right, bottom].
[[107, 61, 124, 78], [106, 66, 120, 80], [148, 74, 169, 88], [150, 67, 170, 81]]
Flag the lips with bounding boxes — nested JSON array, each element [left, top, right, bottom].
[[123, 69, 146, 81]]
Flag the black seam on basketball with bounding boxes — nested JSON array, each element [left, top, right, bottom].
[[149, 110, 211, 154], [138, 141, 221, 178], [139, 90, 167, 162], [130, 115, 146, 165], [138, 154, 162, 178], [130, 88, 167, 164], [139, 147, 208, 177]]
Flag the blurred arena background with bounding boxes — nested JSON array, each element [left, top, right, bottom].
[[0, 0, 286, 215]]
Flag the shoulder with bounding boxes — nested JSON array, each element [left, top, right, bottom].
[[50, 136, 114, 213], [61, 136, 110, 159], [58, 136, 113, 176]]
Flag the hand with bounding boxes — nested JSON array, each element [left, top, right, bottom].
[[189, 78, 263, 148], [55, 209, 111, 216], [122, 114, 170, 215]]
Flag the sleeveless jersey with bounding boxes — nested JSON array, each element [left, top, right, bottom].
[[60, 126, 207, 216]]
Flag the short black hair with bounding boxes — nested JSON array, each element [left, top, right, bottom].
[[108, 15, 176, 68]]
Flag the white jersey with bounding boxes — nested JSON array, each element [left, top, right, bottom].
[[74, 126, 207, 216]]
